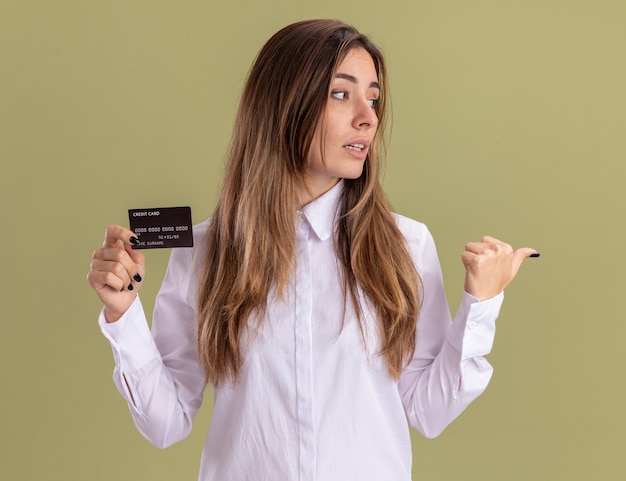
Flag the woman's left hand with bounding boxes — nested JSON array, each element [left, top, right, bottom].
[[462, 235, 538, 301]]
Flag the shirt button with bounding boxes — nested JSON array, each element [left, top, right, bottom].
[[468, 321, 478, 330], [297, 211, 306, 222]]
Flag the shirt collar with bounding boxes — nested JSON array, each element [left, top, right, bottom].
[[300, 180, 343, 241]]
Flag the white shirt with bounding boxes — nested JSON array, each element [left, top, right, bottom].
[[99, 181, 503, 481]]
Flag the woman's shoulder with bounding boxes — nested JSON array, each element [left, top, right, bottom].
[[391, 213, 439, 267], [167, 218, 211, 269], [161, 218, 212, 302], [392, 212, 430, 241], [192, 217, 211, 246]]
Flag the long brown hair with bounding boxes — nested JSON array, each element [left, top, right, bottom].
[[196, 19, 421, 385]]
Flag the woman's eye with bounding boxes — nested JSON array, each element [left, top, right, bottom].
[[330, 90, 379, 108], [331, 90, 348, 100]]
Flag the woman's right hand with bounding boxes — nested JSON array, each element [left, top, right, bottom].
[[87, 224, 146, 323]]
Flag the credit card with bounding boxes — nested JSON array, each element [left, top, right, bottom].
[[128, 206, 193, 249]]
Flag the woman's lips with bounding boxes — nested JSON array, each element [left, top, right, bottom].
[[343, 140, 369, 160]]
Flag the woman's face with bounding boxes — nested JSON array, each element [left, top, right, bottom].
[[303, 47, 380, 203]]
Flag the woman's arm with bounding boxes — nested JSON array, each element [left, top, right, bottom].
[[396, 220, 536, 438], [89, 224, 208, 448]]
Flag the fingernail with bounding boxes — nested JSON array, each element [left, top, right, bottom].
[[133, 273, 142, 283], [129, 236, 140, 246], [529, 252, 541, 258], [127, 283, 134, 291]]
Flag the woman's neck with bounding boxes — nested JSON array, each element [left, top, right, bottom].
[[297, 176, 340, 207]]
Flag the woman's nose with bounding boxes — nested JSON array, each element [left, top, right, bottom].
[[353, 98, 378, 129]]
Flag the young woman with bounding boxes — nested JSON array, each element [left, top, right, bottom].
[[88, 19, 537, 481]]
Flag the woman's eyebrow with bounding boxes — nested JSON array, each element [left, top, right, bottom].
[[334, 72, 380, 89]]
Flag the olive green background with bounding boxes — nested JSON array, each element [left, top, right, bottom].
[[1, 0, 624, 479]]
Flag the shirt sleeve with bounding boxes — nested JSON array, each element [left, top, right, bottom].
[[396, 219, 503, 438], [99, 238, 207, 449]]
